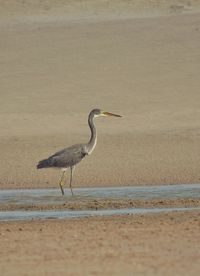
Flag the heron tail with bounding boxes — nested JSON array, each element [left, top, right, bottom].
[[37, 159, 50, 169]]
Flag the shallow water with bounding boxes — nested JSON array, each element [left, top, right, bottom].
[[0, 184, 199, 205], [0, 207, 199, 222], [0, 184, 199, 221]]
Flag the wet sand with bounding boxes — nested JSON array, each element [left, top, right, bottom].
[[1, 198, 200, 212], [0, 184, 200, 211], [0, 211, 200, 275]]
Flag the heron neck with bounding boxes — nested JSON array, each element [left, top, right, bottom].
[[86, 114, 97, 155]]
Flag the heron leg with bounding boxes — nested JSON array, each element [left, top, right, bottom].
[[59, 170, 66, 196], [69, 166, 75, 196]]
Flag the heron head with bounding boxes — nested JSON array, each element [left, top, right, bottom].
[[91, 108, 122, 118]]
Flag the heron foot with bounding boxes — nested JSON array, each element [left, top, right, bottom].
[[59, 183, 64, 195], [70, 188, 74, 196], [58, 170, 66, 196]]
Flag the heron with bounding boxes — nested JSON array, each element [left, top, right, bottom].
[[37, 108, 122, 195]]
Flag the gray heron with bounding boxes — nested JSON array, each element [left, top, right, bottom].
[[37, 108, 122, 195]]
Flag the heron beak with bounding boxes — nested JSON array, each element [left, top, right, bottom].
[[102, 111, 122, 117]]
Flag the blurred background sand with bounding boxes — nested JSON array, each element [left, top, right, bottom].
[[1, 0, 200, 188]]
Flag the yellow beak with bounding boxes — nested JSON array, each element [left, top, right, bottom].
[[102, 111, 122, 117]]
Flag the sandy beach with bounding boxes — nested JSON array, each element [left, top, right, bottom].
[[0, 0, 200, 189], [0, 1, 200, 275], [0, 211, 200, 275]]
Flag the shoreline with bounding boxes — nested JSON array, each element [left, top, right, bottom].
[[0, 198, 199, 212]]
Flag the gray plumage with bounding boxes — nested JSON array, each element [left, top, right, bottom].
[[37, 108, 121, 195], [37, 144, 87, 169]]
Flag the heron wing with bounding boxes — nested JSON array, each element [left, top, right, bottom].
[[47, 144, 87, 168]]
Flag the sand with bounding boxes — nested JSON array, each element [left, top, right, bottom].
[[0, 198, 200, 212], [0, 0, 200, 189], [0, 1, 200, 275], [0, 211, 199, 275]]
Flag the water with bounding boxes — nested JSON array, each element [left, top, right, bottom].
[[0, 207, 199, 222], [0, 184, 199, 221], [0, 184, 199, 206]]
